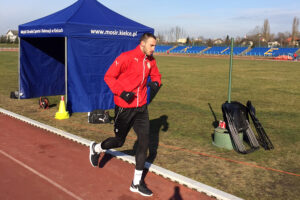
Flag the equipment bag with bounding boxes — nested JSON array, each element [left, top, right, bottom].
[[88, 109, 111, 124], [10, 91, 19, 99], [247, 101, 274, 150], [222, 101, 260, 154]]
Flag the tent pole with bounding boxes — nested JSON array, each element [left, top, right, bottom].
[[18, 37, 20, 100], [65, 37, 68, 104]]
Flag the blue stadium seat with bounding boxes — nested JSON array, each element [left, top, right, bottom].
[[154, 45, 173, 53], [170, 46, 187, 53], [203, 46, 228, 55], [222, 47, 248, 55], [271, 48, 298, 57], [186, 46, 207, 54], [155, 45, 299, 57], [246, 47, 299, 57], [246, 47, 270, 56]]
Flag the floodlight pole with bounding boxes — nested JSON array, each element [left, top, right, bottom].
[[227, 38, 234, 103]]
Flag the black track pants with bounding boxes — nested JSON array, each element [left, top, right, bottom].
[[101, 105, 149, 170]]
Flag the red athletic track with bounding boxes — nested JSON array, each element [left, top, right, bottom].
[[0, 113, 214, 200], [0, 48, 18, 52]]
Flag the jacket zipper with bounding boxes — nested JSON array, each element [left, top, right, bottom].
[[137, 56, 146, 107]]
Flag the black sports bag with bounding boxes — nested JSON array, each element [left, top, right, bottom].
[[88, 109, 111, 124]]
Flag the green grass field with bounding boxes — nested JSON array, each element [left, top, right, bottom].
[[0, 51, 299, 200], [0, 43, 18, 48]]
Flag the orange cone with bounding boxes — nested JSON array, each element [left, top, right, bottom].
[[55, 96, 69, 120]]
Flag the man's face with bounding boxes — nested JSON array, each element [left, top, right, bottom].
[[141, 37, 156, 56]]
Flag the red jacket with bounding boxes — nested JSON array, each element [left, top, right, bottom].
[[104, 45, 161, 108]]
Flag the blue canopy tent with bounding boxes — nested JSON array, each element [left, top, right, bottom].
[[18, 0, 154, 112]]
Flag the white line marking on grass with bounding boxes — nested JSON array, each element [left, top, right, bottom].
[[0, 150, 83, 200]]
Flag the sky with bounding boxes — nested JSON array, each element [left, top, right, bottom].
[[1, 0, 299, 39]]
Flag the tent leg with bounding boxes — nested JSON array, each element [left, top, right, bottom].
[[65, 37, 68, 104], [18, 37, 21, 100]]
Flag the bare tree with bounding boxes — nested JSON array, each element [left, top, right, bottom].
[[14, 37, 19, 44], [224, 35, 230, 46], [234, 36, 243, 46], [156, 31, 165, 44], [262, 19, 270, 42], [205, 38, 213, 47], [197, 36, 205, 41], [269, 33, 275, 42], [165, 26, 186, 43], [275, 32, 291, 47], [167, 28, 175, 42], [292, 17, 299, 44], [0, 35, 7, 43], [248, 25, 262, 36], [193, 36, 205, 46], [174, 26, 185, 42], [247, 25, 262, 47]]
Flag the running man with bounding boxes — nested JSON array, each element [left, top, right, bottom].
[[89, 33, 161, 197]]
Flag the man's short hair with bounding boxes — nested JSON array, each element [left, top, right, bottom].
[[140, 33, 156, 42]]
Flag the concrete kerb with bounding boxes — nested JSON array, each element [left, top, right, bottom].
[[0, 107, 243, 200]]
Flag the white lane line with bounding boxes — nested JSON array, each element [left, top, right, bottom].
[[0, 150, 83, 200]]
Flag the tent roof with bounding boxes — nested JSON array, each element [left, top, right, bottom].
[[19, 0, 153, 38]]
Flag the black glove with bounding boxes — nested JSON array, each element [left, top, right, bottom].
[[147, 81, 161, 103], [120, 91, 135, 103], [147, 81, 160, 93]]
